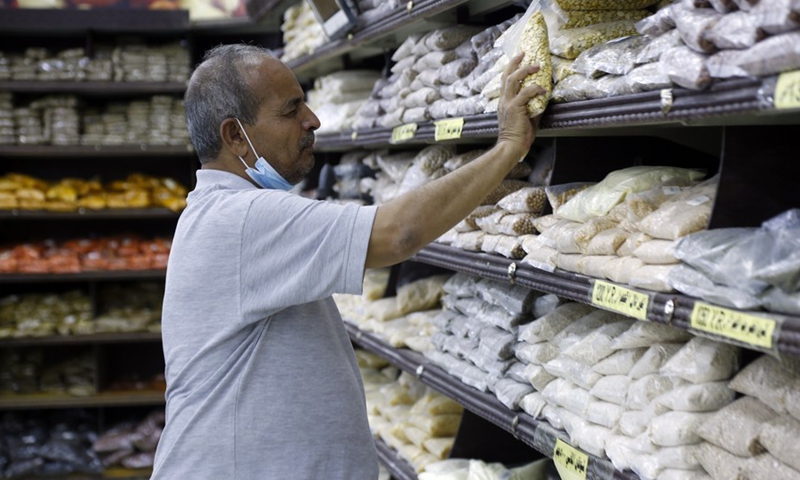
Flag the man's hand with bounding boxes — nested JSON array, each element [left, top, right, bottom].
[[496, 52, 545, 160]]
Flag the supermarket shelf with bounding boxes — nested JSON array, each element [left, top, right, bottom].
[[0, 332, 161, 348], [0, 390, 165, 410], [0, 270, 166, 284], [0, 208, 180, 220], [17, 469, 152, 480], [0, 9, 190, 35], [313, 77, 799, 151], [375, 438, 418, 480], [0, 145, 194, 158], [345, 323, 638, 480], [286, 0, 480, 80], [411, 243, 800, 358], [0, 81, 186, 95]]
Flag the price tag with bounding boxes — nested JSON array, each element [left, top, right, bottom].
[[775, 70, 800, 110], [690, 301, 776, 349], [391, 123, 417, 143], [434, 117, 464, 141], [553, 439, 588, 480], [591, 280, 649, 320]]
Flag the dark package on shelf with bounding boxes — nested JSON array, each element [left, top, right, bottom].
[[707, 31, 800, 79]]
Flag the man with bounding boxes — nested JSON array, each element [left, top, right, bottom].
[[152, 43, 544, 479]]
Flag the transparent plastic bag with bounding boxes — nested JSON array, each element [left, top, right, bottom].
[[660, 337, 740, 384], [494, 378, 535, 410], [696, 396, 776, 456], [627, 374, 686, 410], [551, 55, 576, 83], [637, 177, 718, 239], [543, 356, 603, 389], [742, 453, 800, 480], [550, 20, 640, 59], [557, 166, 704, 223], [619, 403, 668, 436], [475, 278, 539, 315], [705, 11, 764, 50], [586, 400, 625, 428], [520, 391, 548, 417], [636, 5, 677, 36], [453, 231, 485, 252], [554, 0, 660, 9], [483, 180, 531, 206], [438, 58, 478, 85], [672, 5, 722, 53], [414, 50, 457, 71], [550, 73, 603, 102], [654, 381, 735, 412], [667, 264, 763, 310], [729, 354, 800, 414], [518, 302, 595, 342], [593, 347, 648, 375], [707, 31, 800, 79], [629, 342, 686, 379], [497, 187, 547, 214], [425, 26, 484, 51], [659, 45, 711, 90], [572, 35, 650, 78], [522, 363, 557, 390], [585, 228, 630, 255], [562, 320, 634, 365], [478, 326, 518, 360], [635, 30, 683, 65], [633, 239, 679, 264], [603, 256, 646, 284], [514, 341, 560, 364], [752, 0, 800, 34], [695, 443, 748, 480], [759, 415, 800, 472], [538, 219, 581, 253], [762, 287, 800, 315]]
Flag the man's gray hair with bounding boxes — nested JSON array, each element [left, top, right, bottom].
[[185, 44, 275, 163]]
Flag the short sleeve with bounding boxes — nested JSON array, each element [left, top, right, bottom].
[[240, 192, 377, 323]]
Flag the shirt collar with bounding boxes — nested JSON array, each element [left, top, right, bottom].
[[194, 169, 256, 191]]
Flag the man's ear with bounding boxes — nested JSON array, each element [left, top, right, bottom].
[[220, 118, 249, 159]]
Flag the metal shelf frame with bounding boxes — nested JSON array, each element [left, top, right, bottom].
[[375, 438, 419, 480], [411, 243, 800, 358]]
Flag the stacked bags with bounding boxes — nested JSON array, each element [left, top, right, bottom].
[[424, 273, 561, 408], [306, 70, 382, 134], [334, 270, 449, 349], [280, 2, 326, 62], [359, 350, 464, 473], [694, 354, 800, 480], [523, 166, 711, 292], [669, 209, 800, 315], [515, 302, 740, 480]]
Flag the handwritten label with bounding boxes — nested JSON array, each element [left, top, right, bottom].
[[391, 123, 417, 143], [434, 117, 464, 141], [686, 195, 710, 207], [775, 70, 800, 110], [691, 301, 776, 349], [553, 439, 588, 480], [592, 280, 649, 320]]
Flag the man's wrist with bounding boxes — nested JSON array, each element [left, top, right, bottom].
[[495, 139, 530, 166]]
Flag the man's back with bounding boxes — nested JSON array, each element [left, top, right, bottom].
[[152, 169, 378, 479]]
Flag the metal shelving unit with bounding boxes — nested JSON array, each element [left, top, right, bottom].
[[345, 323, 639, 480], [0, 390, 165, 410], [411, 243, 800, 358], [0, 208, 180, 220], [0, 332, 161, 348], [0, 81, 186, 96], [0, 270, 166, 284], [0, 145, 194, 158]]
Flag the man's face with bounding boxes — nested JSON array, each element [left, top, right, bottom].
[[243, 57, 320, 185]]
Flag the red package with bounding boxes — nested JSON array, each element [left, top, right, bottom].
[[48, 255, 82, 273], [105, 258, 128, 271], [81, 253, 108, 271], [63, 238, 94, 255], [13, 244, 43, 260], [150, 253, 169, 270]]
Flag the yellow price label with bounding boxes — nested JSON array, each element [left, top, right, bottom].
[[553, 439, 588, 480], [390, 123, 417, 143], [690, 301, 776, 349], [775, 70, 800, 110], [591, 280, 649, 320], [434, 117, 464, 141]]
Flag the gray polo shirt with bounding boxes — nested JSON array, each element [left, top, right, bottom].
[[152, 169, 379, 480]]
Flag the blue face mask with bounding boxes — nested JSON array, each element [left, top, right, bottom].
[[234, 118, 293, 191]]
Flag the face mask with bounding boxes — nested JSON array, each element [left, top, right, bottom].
[[234, 118, 293, 191]]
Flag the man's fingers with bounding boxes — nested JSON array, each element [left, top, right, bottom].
[[515, 84, 546, 106], [503, 63, 542, 99], [500, 52, 525, 89]]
